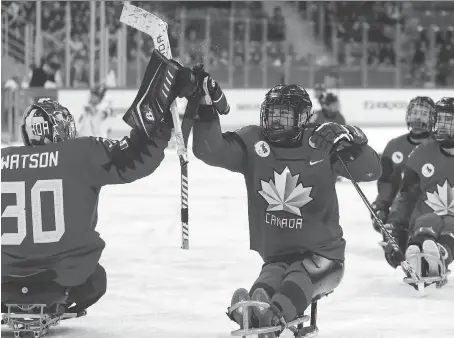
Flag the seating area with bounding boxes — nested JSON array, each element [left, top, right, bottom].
[[2, 1, 453, 88]]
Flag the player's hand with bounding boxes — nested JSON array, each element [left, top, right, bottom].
[[123, 50, 194, 139], [371, 201, 388, 233], [380, 223, 406, 268], [192, 63, 230, 115], [309, 123, 367, 156]]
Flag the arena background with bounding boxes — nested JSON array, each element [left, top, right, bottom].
[[2, 1, 454, 143], [2, 3, 454, 337]]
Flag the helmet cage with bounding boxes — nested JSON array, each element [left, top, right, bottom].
[[405, 97, 435, 134], [433, 97, 454, 143], [433, 111, 454, 143], [260, 85, 312, 144]]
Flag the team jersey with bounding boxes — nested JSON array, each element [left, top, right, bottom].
[[389, 139, 454, 230], [310, 109, 346, 125], [1, 127, 170, 286], [374, 133, 424, 212], [192, 118, 381, 262]]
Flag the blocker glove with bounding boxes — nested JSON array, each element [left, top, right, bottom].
[[123, 49, 197, 140]]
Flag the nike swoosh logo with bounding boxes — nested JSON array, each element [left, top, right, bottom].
[[308, 137, 316, 149], [309, 159, 324, 166]]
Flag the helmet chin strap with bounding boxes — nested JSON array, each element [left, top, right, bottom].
[[409, 131, 431, 140]]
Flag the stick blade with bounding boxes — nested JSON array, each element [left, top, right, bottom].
[[118, 3, 172, 59]]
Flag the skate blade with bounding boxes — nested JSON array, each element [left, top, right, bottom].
[[403, 253, 449, 291], [231, 315, 309, 337]]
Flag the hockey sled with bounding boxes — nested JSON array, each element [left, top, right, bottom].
[[228, 297, 325, 338], [1, 271, 84, 337], [403, 252, 451, 293]]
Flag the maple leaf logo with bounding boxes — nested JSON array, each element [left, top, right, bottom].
[[425, 180, 454, 216], [258, 166, 313, 216]]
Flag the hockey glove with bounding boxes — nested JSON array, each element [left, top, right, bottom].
[[191, 63, 230, 121], [123, 49, 197, 141], [371, 201, 389, 233], [380, 223, 407, 268], [309, 123, 368, 160]]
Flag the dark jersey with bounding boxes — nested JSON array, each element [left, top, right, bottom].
[[192, 118, 381, 262], [388, 139, 454, 230], [1, 128, 170, 286], [374, 133, 423, 211], [310, 109, 346, 125]]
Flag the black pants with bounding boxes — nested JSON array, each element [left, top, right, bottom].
[[66, 264, 107, 313], [1, 264, 106, 314]]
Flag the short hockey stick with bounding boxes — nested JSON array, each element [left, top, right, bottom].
[[335, 153, 421, 283], [119, 3, 189, 249]]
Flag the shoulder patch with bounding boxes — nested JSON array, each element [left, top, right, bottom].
[[391, 151, 404, 164], [421, 163, 435, 178], [254, 140, 270, 157]]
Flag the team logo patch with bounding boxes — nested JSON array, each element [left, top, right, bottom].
[[258, 166, 313, 216], [422, 163, 435, 178], [425, 180, 454, 216], [391, 151, 404, 164], [254, 141, 270, 157]]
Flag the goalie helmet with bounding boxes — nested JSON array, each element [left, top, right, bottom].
[[433, 97, 454, 146], [405, 96, 435, 135], [260, 84, 313, 146], [21, 98, 76, 147]]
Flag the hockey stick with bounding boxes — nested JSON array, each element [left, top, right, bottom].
[[119, 3, 189, 249], [334, 153, 421, 283]]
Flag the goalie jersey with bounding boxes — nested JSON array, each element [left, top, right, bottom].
[[193, 118, 381, 262], [1, 128, 170, 286]]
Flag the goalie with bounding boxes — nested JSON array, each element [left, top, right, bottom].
[[386, 97, 454, 289], [1, 50, 193, 323], [185, 65, 381, 337]]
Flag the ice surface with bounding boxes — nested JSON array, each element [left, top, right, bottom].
[[2, 127, 453, 338]]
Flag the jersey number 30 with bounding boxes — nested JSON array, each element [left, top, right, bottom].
[[1, 179, 65, 245]]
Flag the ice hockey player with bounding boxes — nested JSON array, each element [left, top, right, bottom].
[[187, 66, 382, 337], [310, 92, 346, 125], [372, 97, 435, 267], [385, 97, 454, 289], [313, 82, 327, 107], [1, 50, 195, 317], [77, 84, 113, 137]]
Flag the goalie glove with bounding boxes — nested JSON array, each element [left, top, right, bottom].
[[123, 49, 197, 140]]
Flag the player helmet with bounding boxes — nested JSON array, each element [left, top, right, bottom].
[[90, 84, 107, 103], [405, 96, 435, 135], [21, 98, 76, 146], [260, 84, 313, 146], [433, 97, 454, 145], [322, 92, 340, 117]]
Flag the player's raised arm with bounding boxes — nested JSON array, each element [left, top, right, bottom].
[[190, 65, 247, 174], [309, 123, 382, 182], [82, 49, 197, 186]]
